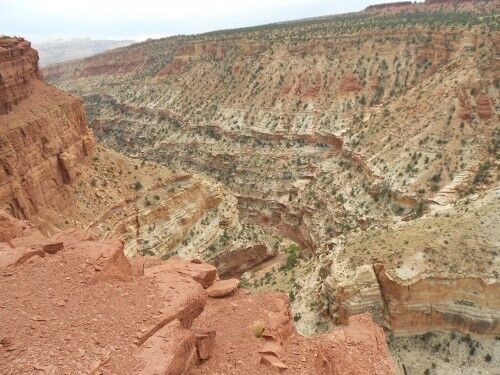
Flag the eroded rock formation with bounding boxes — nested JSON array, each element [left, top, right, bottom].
[[0, 37, 95, 219], [0, 37, 41, 114], [211, 243, 277, 277], [323, 263, 500, 336], [0, 36, 272, 267], [0, 208, 397, 374]]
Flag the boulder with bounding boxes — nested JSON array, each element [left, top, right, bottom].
[[139, 264, 208, 345], [206, 278, 239, 298], [0, 243, 44, 268], [129, 256, 163, 276], [161, 257, 217, 288], [42, 242, 64, 254], [258, 340, 282, 357], [70, 238, 132, 283]]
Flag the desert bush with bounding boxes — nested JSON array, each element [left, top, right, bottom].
[[252, 320, 265, 338]]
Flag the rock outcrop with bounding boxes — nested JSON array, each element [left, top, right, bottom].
[[206, 278, 240, 297], [324, 263, 500, 336], [0, 207, 396, 374], [211, 243, 276, 277], [315, 314, 397, 375], [0, 37, 41, 114], [0, 37, 95, 219], [374, 264, 500, 335], [365, 2, 412, 11]]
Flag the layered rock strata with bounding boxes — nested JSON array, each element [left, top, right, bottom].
[[0, 37, 41, 114], [324, 263, 500, 335], [0, 37, 95, 219]]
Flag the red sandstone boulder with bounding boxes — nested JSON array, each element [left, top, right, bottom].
[[206, 278, 240, 298], [68, 238, 132, 283], [0, 243, 44, 268], [258, 340, 282, 357], [140, 263, 208, 345], [129, 255, 163, 276], [159, 256, 217, 288], [260, 353, 288, 371], [260, 293, 296, 343], [42, 242, 64, 254]]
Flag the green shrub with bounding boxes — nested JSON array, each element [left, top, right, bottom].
[[134, 181, 143, 190]]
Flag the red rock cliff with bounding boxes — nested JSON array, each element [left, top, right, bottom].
[[0, 38, 41, 114], [0, 37, 95, 219]]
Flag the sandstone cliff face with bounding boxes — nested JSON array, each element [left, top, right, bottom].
[[0, 38, 41, 114], [374, 264, 500, 335], [0, 36, 265, 268], [323, 262, 500, 336], [0, 37, 95, 220], [321, 188, 500, 337]]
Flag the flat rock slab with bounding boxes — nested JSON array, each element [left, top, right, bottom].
[[260, 353, 288, 371], [206, 278, 240, 298], [258, 339, 282, 357], [162, 257, 217, 288]]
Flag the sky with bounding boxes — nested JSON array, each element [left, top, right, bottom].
[[1, 0, 412, 43]]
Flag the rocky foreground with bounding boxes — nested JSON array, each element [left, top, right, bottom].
[[0, 209, 396, 374]]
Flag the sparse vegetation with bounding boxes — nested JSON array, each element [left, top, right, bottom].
[[252, 320, 265, 338]]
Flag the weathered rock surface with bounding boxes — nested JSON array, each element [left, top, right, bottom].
[[325, 264, 387, 327], [193, 328, 216, 360], [0, 37, 41, 114], [324, 263, 500, 335], [149, 256, 217, 288], [315, 314, 396, 375], [136, 320, 198, 375], [374, 264, 500, 335], [206, 278, 240, 298], [0, 207, 396, 374], [211, 244, 276, 277], [192, 289, 396, 374], [0, 37, 95, 219]]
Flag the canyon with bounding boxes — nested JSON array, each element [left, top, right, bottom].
[[0, 35, 398, 374], [1, 0, 499, 374]]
